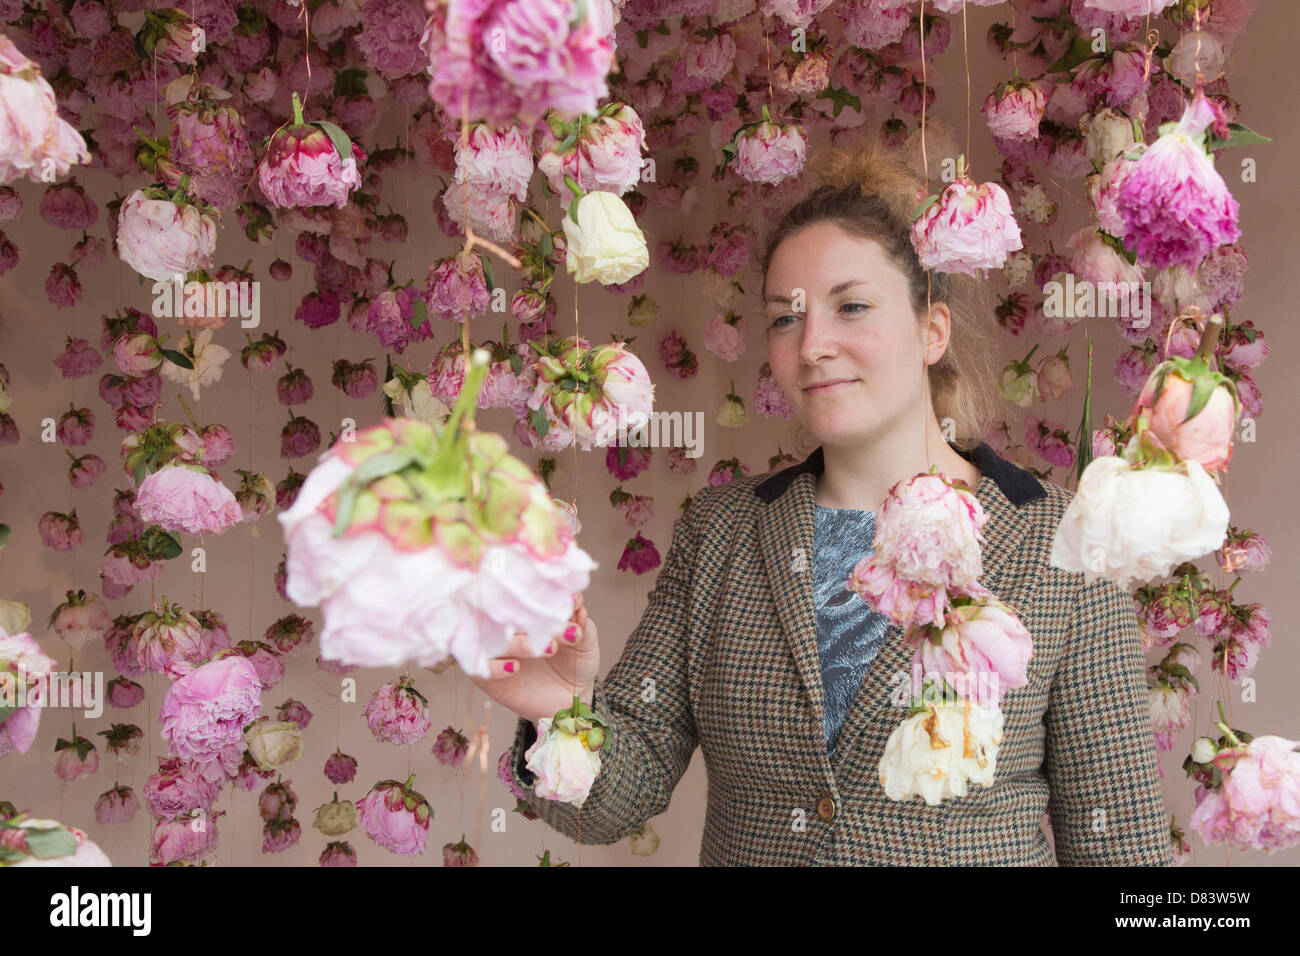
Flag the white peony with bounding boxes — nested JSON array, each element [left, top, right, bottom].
[[561, 190, 649, 286], [160, 329, 231, 401], [115, 188, 217, 282], [525, 716, 602, 807], [382, 376, 450, 424], [1049, 455, 1229, 589], [1080, 107, 1138, 168], [879, 699, 1004, 806]]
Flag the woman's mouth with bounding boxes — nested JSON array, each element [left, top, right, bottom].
[[803, 379, 858, 395]]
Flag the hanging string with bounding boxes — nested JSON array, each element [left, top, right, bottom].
[[919, 2, 933, 473]]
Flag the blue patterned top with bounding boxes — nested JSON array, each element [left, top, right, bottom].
[[813, 505, 891, 760]]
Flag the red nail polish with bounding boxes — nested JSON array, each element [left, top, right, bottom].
[[564, 624, 578, 642], [503, 661, 515, 673]]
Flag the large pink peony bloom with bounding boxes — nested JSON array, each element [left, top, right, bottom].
[[278, 412, 596, 677], [1130, 368, 1238, 473], [356, 775, 431, 857], [258, 95, 364, 209], [1116, 93, 1241, 271], [1189, 735, 1300, 853], [144, 756, 223, 817], [907, 598, 1034, 706], [732, 116, 807, 186], [912, 174, 1024, 278], [454, 121, 534, 202], [157, 655, 263, 784], [852, 473, 989, 621], [425, 0, 616, 130], [135, 464, 243, 537], [363, 679, 432, 745], [115, 188, 217, 282], [0, 35, 91, 185], [537, 103, 646, 197]]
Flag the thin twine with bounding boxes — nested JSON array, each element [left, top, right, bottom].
[[919, 2, 933, 473]]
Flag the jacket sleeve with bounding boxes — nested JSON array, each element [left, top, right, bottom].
[[502, 489, 707, 845], [1042, 573, 1176, 866]]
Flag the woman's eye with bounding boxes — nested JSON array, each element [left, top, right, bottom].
[[768, 314, 796, 329], [841, 303, 869, 315]]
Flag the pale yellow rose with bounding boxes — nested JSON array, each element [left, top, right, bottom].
[[244, 719, 304, 770], [561, 191, 649, 286]]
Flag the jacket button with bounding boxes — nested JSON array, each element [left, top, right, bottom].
[[816, 795, 836, 821]]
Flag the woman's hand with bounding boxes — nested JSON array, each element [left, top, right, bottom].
[[466, 593, 599, 726]]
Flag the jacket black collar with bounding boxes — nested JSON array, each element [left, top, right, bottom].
[[753, 441, 1047, 508]]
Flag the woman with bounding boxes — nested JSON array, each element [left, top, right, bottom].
[[469, 145, 1174, 866]]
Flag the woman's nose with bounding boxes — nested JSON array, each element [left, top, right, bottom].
[[798, 307, 838, 362]]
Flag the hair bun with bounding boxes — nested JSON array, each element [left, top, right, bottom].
[[805, 143, 925, 228]]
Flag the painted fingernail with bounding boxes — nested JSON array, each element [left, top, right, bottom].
[[503, 661, 515, 674], [564, 624, 578, 642], [545, 641, 556, 654]]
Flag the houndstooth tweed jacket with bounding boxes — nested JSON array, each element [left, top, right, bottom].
[[506, 441, 1175, 866]]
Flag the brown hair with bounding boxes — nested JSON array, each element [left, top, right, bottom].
[[758, 144, 1000, 453]]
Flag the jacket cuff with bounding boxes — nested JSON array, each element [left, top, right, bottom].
[[508, 679, 606, 797]]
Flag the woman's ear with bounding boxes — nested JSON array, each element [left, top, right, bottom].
[[921, 302, 953, 366]]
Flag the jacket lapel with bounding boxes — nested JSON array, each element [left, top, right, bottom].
[[754, 444, 1036, 781]]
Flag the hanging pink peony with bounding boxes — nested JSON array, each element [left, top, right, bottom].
[[981, 79, 1047, 142], [278, 350, 596, 676], [424, 0, 617, 131], [363, 677, 432, 745], [1189, 731, 1300, 854], [536, 103, 646, 197], [157, 654, 263, 784], [115, 182, 218, 283], [910, 158, 1023, 278], [1116, 92, 1243, 271], [0, 34, 91, 185], [726, 107, 807, 186], [135, 464, 243, 537], [257, 92, 364, 209], [356, 774, 432, 857], [523, 335, 655, 451]]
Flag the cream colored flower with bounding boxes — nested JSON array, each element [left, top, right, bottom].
[[880, 698, 1004, 806], [562, 191, 649, 286], [161, 329, 231, 401], [524, 715, 602, 807], [244, 719, 304, 770], [1049, 455, 1229, 589]]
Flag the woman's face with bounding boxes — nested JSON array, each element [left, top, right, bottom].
[[764, 220, 944, 448]]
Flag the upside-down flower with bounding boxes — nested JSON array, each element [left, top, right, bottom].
[[115, 181, 217, 283], [278, 349, 597, 676], [906, 596, 1033, 706], [1116, 92, 1242, 271], [135, 464, 243, 537], [157, 654, 263, 784], [423, 0, 617, 131], [560, 189, 649, 286], [0, 815, 111, 866], [849, 471, 989, 629], [363, 677, 431, 745], [523, 336, 654, 451], [1049, 455, 1229, 589], [982, 79, 1047, 141], [911, 156, 1023, 278], [0, 629, 57, 759], [356, 774, 431, 857], [525, 694, 609, 807], [0, 34, 90, 186], [536, 102, 646, 197], [258, 93, 364, 209], [727, 107, 807, 186], [879, 696, 1005, 806], [1187, 723, 1300, 854], [48, 589, 112, 651]]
